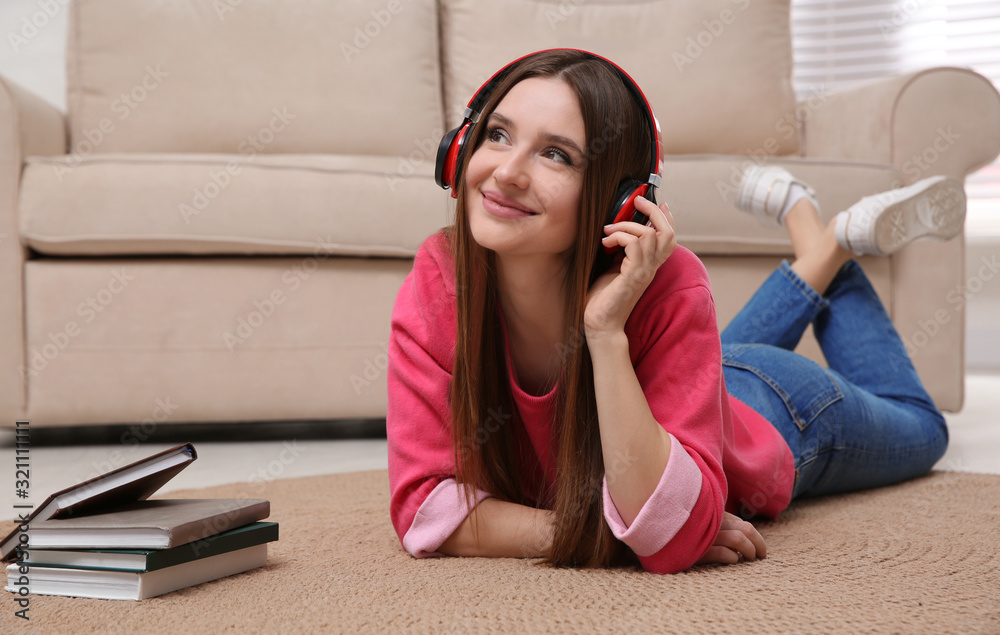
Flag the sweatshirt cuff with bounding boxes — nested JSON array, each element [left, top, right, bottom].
[[602, 434, 703, 557], [402, 478, 491, 558]]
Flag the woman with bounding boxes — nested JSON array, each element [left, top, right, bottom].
[[386, 49, 956, 574]]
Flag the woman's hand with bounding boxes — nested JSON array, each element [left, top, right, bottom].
[[585, 196, 676, 340], [696, 512, 768, 565]]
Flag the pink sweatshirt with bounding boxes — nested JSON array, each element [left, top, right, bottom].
[[387, 232, 795, 573]]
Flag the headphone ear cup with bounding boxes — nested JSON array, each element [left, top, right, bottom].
[[602, 180, 651, 256], [609, 179, 648, 225], [435, 123, 472, 196], [434, 126, 460, 189]]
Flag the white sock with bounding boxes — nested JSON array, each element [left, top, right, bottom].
[[779, 183, 819, 225]]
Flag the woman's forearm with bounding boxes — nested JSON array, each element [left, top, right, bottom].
[[587, 330, 672, 527], [438, 498, 554, 558]]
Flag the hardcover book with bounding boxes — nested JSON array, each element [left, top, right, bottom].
[[1, 443, 197, 561], [24, 498, 271, 550], [6, 544, 269, 600], [20, 521, 279, 572]]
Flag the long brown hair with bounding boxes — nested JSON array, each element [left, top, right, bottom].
[[449, 50, 652, 567]]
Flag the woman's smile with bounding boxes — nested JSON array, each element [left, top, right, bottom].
[[481, 189, 538, 219]]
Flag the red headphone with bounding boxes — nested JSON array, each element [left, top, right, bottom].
[[434, 49, 663, 233]]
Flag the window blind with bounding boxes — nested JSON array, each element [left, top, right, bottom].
[[791, 0, 1000, 227]]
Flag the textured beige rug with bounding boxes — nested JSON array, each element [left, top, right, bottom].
[[2, 469, 999, 634]]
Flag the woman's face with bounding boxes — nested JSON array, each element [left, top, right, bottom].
[[465, 77, 587, 260]]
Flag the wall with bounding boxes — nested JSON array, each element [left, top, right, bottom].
[[1, 0, 67, 110]]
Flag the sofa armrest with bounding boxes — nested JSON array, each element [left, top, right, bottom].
[[0, 77, 66, 422], [801, 67, 1000, 184], [800, 68, 1000, 413]]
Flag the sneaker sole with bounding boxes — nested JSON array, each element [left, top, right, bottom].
[[874, 178, 966, 255]]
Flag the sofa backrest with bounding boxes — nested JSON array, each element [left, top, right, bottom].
[[66, 0, 799, 158], [440, 0, 800, 156], [66, 0, 444, 156]]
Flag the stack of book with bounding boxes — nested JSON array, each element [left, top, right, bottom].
[[2, 443, 278, 600]]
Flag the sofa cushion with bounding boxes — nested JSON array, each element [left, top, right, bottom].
[[20, 154, 901, 257], [20, 154, 451, 257], [66, 0, 443, 155], [23, 257, 413, 425], [440, 0, 799, 155]]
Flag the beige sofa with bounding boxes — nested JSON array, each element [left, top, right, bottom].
[[3, 0, 999, 428]]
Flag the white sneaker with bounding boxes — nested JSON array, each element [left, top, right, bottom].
[[834, 176, 966, 256], [734, 165, 815, 227]]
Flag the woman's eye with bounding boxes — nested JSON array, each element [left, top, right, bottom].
[[486, 127, 509, 145], [544, 148, 573, 166]]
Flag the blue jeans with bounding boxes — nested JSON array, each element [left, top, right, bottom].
[[720, 260, 948, 501]]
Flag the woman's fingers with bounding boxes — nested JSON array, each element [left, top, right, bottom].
[[634, 197, 675, 258], [743, 520, 767, 559], [695, 531, 756, 565], [601, 224, 651, 259], [696, 545, 740, 565], [604, 200, 673, 258], [721, 513, 767, 560], [696, 513, 768, 565], [636, 196, 671, 229], [719, 529, 758, 560]]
